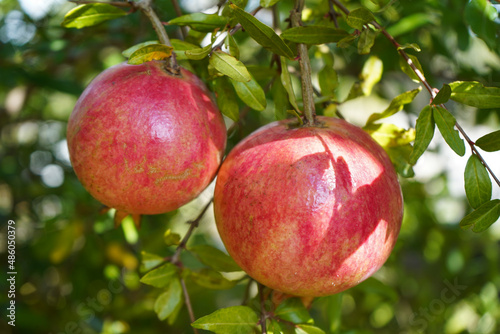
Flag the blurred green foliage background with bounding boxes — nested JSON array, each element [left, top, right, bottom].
[[1, 0, 500, 333]]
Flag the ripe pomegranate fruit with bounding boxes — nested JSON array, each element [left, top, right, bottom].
[[67, 61, 226, 216], [214, 116, 403, 297]]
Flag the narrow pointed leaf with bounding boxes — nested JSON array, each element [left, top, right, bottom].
[[475, 130, 500, 152], [191, 306, 260, 333], [318, 65, 338, 98], [465, 0, 498, 51], [296, 325, 326, 334], [170, 39, 200, 60], [397, 43, 421, 52], [281, 26, 349, 45], [364, 123, 415, 148], [185, 44, 212, 60], [226, 33, 240, 59], [366, 88, 421, 124], [168, 13, 228, 32], [409, 105, 435, 164], [432, 106, 465, 156], [388, 145, 415, 178], [449, 81, 500, 108], [210, 51, 252, 82], [399, 54, 425, 82], [122, 40, 159, 58], [460, 200, 500, 232], [62, 4, 127, 29], [189, 244, 242, 272], [360, 56, 383, 96], [215, 77, 240, 121], [154, 277, 182, 320], [140, 263, 177, 288], [140, 251, 165, 273], [189, 268, 237, 290], [275, 298, 312, 324], [431, 83, 451, 105], [280, 57, 300, 112], [464, 155, 492, 209], [260, 0, 281, 8], [231, 76, 267, 111], [346, 8, 377, 30], [272, 77, 288, 120], [357, 28, 378, 54], [230, 4, 294, 58], [128, 44, 173, 65]]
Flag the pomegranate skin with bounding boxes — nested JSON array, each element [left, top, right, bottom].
[[67, 61, 226, 214], [214, 117, 403, 297]]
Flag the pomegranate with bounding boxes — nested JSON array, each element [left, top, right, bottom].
[[67, 61, 226, 215], [214, 116, 403, 297]]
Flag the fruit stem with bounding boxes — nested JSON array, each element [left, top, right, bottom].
[[135, 0, 180, 74], [291, 0, 317, 126]]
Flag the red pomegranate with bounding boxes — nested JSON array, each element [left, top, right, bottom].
[[214, 116, 403, 297], [67, 61, 226, 215]]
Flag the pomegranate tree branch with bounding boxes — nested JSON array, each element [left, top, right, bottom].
[[171, 198, 213, 264], [180, 276, 199, 334], [134, 0, 180, 72], [330, 0, 500, 188], [259, 283, 268, 334], [291, 0, 317, 126]]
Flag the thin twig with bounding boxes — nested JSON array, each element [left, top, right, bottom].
[[180, 276, 199, 334], [259, 283, 268, 334], [330, 0, 500, 188], [291, 0, 317, 125], [69, 0, 133, 7], [171, 198, 213, 264]]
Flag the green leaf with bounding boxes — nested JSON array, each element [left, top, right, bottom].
[[226, 33, 240, 59], [189, 244, 242, 272], [231, 76, 267, 111], [122, 40, 159, 58], [318, 65, 338, 98], [210, 51, 252, 82], [346, 8, 377, 30], [154, 277, 182, 320], [127, 44, 173, 65], [168, 13, 228, 32], [364, 123, 415, 148], [357, 28, 378, 54], [215, 77, 240, 122], [360, 56, 383, 96], [295, 325, 326, 334], [140, 263, 177, 288], [260, 0, 281, 8], [397, 43, 421, 52], [460, 200, 500, 232], [230, 4, 294, 58], [449, 81, 500, 109], [163, 229, 181, 246], [191, 306, 260, 334], [409, 105, 435, 164], [399, 54, 425, 82], [281, 26, 349, 45], [432, 106, 465, 156], [189, 268, 237, 290], [464, 155, 492, 209], [62, 4, 127, 29], [140, 251, 165, 273], [387, 145, 415, 178], [337, 34, 357, 48], [386, 13, 433, 37], [431, 84, 451, 105], [476, 130, 500, 152], [170, 39, 200, 60], [465, 0, 498, 51], [272, 76, 288, 120], [280, 57, 300, 112], [185, 44, 212, 60], [275, 298, 312, 324], [366, 88, 421, 124]]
